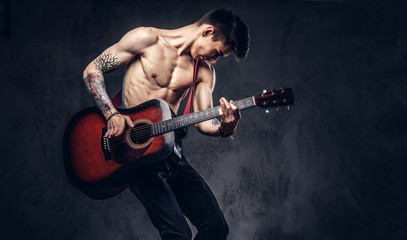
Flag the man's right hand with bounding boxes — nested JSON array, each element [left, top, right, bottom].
[[105, 113, 135, 138]]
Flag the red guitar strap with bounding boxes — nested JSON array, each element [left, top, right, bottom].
[[111, 60, 200, 112], [111, 89, 122, 108], [183, 59, 200, 115]]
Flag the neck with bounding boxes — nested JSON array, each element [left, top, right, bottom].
[[158, 23, 205, 56]]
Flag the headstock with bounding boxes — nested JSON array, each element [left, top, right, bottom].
[[254, 87, 295, 112]]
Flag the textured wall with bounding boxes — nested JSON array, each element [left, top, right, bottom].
[[1, 0, 406, 239]]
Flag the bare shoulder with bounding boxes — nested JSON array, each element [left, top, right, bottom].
[[197, 61, 216, 90], [124, 27, 159, 44], [117, 27, 159, 54]]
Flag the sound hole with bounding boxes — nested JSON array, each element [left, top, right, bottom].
[[130, 123, 151, 145]]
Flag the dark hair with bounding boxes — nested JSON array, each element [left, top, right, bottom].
[[197, 9, 250, 60]]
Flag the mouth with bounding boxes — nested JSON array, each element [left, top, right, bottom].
[[198, 56, 215, 64], [200, 56, 207, 60], [201, 56, 213, 62]]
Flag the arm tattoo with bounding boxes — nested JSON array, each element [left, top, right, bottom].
[[83, 72, 115, 118], [94, 51, 119, 73]]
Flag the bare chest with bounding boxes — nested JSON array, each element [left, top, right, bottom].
[[142, 39, 194, 86], [123, 38, 196, 109]]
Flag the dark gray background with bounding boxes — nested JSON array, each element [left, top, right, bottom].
[[1, 0, 406, 239]]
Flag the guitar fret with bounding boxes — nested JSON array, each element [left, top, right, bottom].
[[158, 122, 163, 135], [151, 96, 256, 136], [154, 122, 158, 135]]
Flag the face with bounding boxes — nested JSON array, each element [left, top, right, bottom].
[[191, 28, 232, 64]]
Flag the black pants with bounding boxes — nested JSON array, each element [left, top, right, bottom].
[[128, 156, 229, 240]]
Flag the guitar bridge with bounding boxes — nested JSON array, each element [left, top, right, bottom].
[[101, 127, 112, 161]]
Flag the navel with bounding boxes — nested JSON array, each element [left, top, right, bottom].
[[152, 73, 157, 78]]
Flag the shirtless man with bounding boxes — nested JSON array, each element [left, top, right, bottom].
[[83, 9, 250, 240]]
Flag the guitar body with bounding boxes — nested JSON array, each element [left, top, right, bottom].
[[63, 99, 174, 200]]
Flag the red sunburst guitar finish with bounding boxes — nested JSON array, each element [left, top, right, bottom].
[[63, 89, 295, 200], [64, 99, 174, 200]]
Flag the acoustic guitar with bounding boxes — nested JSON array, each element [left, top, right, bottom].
[[63, 88, 294, 199]]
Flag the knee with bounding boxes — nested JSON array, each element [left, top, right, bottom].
[[161, 224, 192, 240], [213, 221, 229, 240], [200, 220, 229, 240]]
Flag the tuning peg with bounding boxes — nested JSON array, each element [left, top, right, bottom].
[[262, 89, 267, 97], [276, 107, 280, 112], [265, 108, 271, 114], [287, 105, 290, 110]]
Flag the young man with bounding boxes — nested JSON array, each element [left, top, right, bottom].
[[83, 9, 250, 240]]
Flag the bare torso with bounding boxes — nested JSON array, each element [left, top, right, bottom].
[[83, 24, 238, 138], [123, 28, 198, 113]]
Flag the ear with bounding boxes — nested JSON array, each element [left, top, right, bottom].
[[202, 26, 215, 37]]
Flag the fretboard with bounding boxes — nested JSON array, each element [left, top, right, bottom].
[[151, 97, 255, 136]]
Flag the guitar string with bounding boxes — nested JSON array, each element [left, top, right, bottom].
[[124, 100, 253, 140], [109, 96, 290, 141], [127, 107, 222, 139], [126, 101, 252, 140], [125, 115, 212, 140]]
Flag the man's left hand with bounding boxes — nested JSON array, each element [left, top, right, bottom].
[[218, 97, 240, 135]]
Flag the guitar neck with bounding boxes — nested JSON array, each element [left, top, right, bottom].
[[151, 97, 255, 136]]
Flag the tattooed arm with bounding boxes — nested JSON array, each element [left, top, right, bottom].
[[83, 27, 159, 138], [83, 52, 119, 119]]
